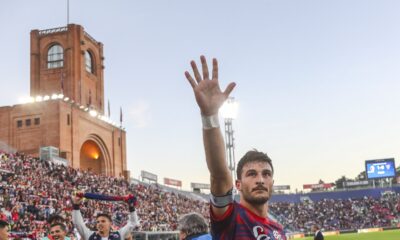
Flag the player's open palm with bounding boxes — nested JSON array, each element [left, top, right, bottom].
[[185, 56, 236, 116]]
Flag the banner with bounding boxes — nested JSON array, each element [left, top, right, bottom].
[[303, 183, 334, 190], [273, 185, 290, 191], [323, 231, 340, 236], [190, 182, 210, 190], [343, 180, 369, 187], [164, 177, 182, 187], [287, 233, 305, 239], [357, 228, 383, 233], [141, 170, 158, 182]]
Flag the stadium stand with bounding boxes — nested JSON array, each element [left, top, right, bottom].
[[269, 191, 400, 233], [0, 151, 209, 239], [270, 186, 400, 203], [1, 150, 399, 239]]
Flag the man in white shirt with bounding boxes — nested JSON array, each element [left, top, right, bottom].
[[71, 195, 139, 240]]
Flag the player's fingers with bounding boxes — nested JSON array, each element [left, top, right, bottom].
[[223, 82, 236, 98], [212, 58, 218, 80], [191, 60, 202, 83], [185, 71, 197, 89], [201, 55, 209, 80]]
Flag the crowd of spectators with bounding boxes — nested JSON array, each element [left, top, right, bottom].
[[269, 193, 400, 233], [1, 151, 400, 239], [0, 151, 209, 239]]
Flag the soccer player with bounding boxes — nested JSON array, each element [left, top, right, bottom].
[[185, 56, 286, 239]]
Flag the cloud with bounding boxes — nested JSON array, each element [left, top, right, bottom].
[[127, 100, 151, 128]]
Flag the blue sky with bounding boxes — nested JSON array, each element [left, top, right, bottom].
[[1, 0, 399, 191]]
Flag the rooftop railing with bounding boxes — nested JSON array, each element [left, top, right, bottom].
[[38, 27, 68, 35]]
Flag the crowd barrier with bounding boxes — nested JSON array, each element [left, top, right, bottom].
[[133, 231, 179, 240], [288, 226, 399, 239]]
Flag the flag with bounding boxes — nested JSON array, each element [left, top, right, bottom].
[[61, 72, 64, 93], [120, 107, 123, 124], [89, 90, 92, 105], [79, 80, 82, 102], [108, 100, 111, 117], [76, 192, 136, 205]]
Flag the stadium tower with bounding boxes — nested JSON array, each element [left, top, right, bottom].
[[0, 24, 129, 178]]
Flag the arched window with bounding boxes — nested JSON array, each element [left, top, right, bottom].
[[85, 50, 94, 73], [47, 44, 64, 68]]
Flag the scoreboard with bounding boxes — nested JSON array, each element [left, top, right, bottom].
[[365, 158, 396, 179]]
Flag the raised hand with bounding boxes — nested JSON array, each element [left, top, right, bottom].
[[72, 192, 83, 205], [125, 194, 138, 212], [185, 56, 236, 116]]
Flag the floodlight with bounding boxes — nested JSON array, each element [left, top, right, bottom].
[[89, 110, 98, 117], [220, 98, 238, 119], [35, 96, 43, 102]]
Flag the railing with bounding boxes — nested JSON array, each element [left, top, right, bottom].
[[133, 231, 179, 240], [38, 27, 68, 35], [38, 27, 98, 44]]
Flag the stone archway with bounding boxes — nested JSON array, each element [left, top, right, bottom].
[[79, 134, 112, 175]]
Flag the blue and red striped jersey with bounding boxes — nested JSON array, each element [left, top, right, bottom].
[[211, 202, 286, 240]]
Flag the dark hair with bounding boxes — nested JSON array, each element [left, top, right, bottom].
[[178, 213, 208, 236], [96, 213, 112, 222], [47, 214, 65, 224], [50, 223, 66, 232], [236, 150, 274, 180], [0, 220, 8, 229]]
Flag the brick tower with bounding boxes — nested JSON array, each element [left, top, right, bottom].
[[0, 24, 128, 178]]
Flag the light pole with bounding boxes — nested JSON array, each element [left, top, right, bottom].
[[221, 97, 238, 185]]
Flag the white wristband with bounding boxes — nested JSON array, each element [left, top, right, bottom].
[[201, 113, 220, 129]]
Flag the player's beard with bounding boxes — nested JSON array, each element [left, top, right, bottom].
[[239, 182, 270, 204], [241, 185, 271, 206], [243, 193, 269, 206]]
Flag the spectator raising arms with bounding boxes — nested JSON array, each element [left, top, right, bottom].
[[71, 193, 139, 240]]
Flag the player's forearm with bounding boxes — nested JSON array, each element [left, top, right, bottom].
[[203, 127, 233, 195]]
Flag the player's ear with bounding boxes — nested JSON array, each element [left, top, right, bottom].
[[235, 179, 241, 191]]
